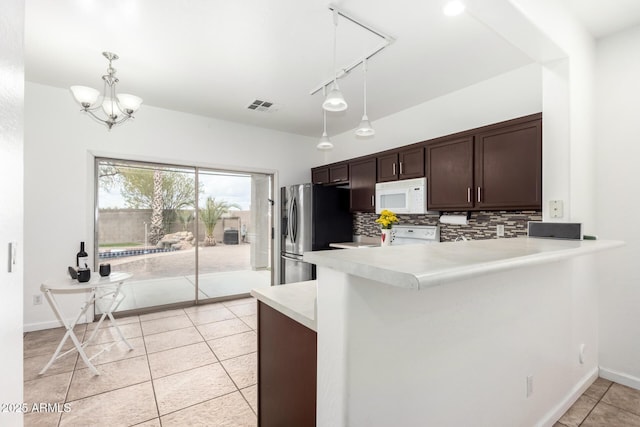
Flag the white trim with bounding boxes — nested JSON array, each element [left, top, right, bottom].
[[24, 317, 91, 333], [536, 368, 598, 427], [599, 367, 640, 391]]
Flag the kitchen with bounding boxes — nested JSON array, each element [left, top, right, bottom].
[[3, 0, 640, 426]]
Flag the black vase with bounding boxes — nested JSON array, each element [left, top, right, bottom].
[[99, 264, 111, 277], [77, 268, 91, 283]]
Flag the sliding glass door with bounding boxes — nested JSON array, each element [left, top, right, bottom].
[[95, 158, 273, 315], [196, 170, 272, 302]]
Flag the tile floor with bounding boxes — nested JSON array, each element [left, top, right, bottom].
[[555, 377, 640, 427], [23, 297, 259, 427], [24, 297, 640, 427]]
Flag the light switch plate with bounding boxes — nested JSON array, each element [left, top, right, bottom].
[[549, 200, 563, 218], [8, 242, 17, 273]]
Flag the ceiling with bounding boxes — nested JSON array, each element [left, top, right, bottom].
[[24, 1, 640, 138], [562, 0, 640, 39]]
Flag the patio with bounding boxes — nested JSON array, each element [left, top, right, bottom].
[[97, 243, 272, 314]]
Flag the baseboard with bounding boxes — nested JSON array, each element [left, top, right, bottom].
[[537, 368, 599, 427], [599, 367, 640, 391], [23, 317, 90, 333]]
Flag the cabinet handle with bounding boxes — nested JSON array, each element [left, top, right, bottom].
[[400, 162, 403, 175], [477, 187, 481, 203], [371, 195, 375, 206], [392, 163, 396, 176], [467, 187, 471, 203], [333, 178, 341, 182]]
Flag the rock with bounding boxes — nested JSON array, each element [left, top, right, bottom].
[[158, 231, 194, 250]]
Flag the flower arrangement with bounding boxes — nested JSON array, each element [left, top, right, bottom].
[[375, 209, 399, 229]]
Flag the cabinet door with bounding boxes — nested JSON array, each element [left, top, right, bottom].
[[377, 153, 398, 182], [258, 302, 317, 427], [349, 158, 377, 212], [427, 137, 474, 210], [312, 167, 329, 185], [475, 120, 542, 209], [398, 146, 424, 179], [329, 164, 349, 184]]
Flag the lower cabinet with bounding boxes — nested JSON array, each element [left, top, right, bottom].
[[257, 302, 317, 427]]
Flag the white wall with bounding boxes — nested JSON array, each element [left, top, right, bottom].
[[24, 82, 317, 330], [319, 63, 542, 165], [595, 25, 640, 388], [0, 0, 25, 424], [317, 255, 601, 426], [509, 0, 597, 231]]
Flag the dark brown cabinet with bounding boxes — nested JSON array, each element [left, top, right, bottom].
[[258, 302, 317, 427], [311, 167, 329, 185], [427, 116, 542, 211], [312, 163, 348, 185], [349, 158, 377, 212], [311, 113, 542, 212], [474, 120, 542, 209], [427, 136, 474, 210], [329, 163, 349, 184], [377, 147, 425, 182]]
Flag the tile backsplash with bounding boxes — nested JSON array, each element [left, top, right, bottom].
[[354, 210, 542, 242]]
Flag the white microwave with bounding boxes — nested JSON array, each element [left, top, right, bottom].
[[375, 177, 430, 214]]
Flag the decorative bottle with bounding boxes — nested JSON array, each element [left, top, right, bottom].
[[76, 241, 89, 268]]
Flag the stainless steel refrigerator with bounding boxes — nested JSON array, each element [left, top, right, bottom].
[[280, 183, 353, 284]]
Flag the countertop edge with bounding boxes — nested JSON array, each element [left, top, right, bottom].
[[305, 239, 624, 290], [251, 281, 317, 332]]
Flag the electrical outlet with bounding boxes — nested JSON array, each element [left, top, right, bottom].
[[33, 294, 43, 305], [579, 344, 586, 364], [526, 375, 534, 397], [496, 224, 505, 237], [549, 200, 563, 218]]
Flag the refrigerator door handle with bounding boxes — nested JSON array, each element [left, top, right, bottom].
[[281, 217, 288, 237], [282, 253, 304, 262], [291, 196, 298, 243]]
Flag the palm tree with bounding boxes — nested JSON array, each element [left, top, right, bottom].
[[148, 170, 164, 245], [199, 197, 240, 246]]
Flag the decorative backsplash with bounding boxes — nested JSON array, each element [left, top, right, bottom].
[[354, 210, 542, 242]]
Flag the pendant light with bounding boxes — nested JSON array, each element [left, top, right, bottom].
[[323, 10, 348, 112], [318, 87, 334, 150], [355, 58, 375, 137]]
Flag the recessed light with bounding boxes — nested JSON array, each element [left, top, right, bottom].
[[443, 1, 465, 17]]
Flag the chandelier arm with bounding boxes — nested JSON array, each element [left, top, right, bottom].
[[84, 109, 111, 127]]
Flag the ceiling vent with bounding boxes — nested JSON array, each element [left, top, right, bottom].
[[247, 99, 278, 112]]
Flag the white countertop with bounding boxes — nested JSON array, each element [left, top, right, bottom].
[[329, 242, 380, 249], [251, 281, 317, 331], [304, 237, 624, 290]]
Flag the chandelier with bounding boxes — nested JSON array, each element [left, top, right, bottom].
[[70, 52, 143, 130]]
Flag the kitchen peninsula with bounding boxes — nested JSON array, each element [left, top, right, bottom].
[[298, 237, 623, 427]]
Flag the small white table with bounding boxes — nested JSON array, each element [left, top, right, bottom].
[[39, 272, 133, 376]]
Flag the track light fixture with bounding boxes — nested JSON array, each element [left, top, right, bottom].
[[355, 58, 375, 137], [318, 86, 334, 150], [323, 10, 348, 112]]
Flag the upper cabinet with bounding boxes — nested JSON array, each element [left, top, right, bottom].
[[377, 147, 425, 182], [311, 162, 349, 185], [349, 158, 377, 213], [474, 120, 541, 209], [311, 167, 329, 185], [427, 136, 474, 210], [311, 113, 542, 213], [427, 115, 542, 211]]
